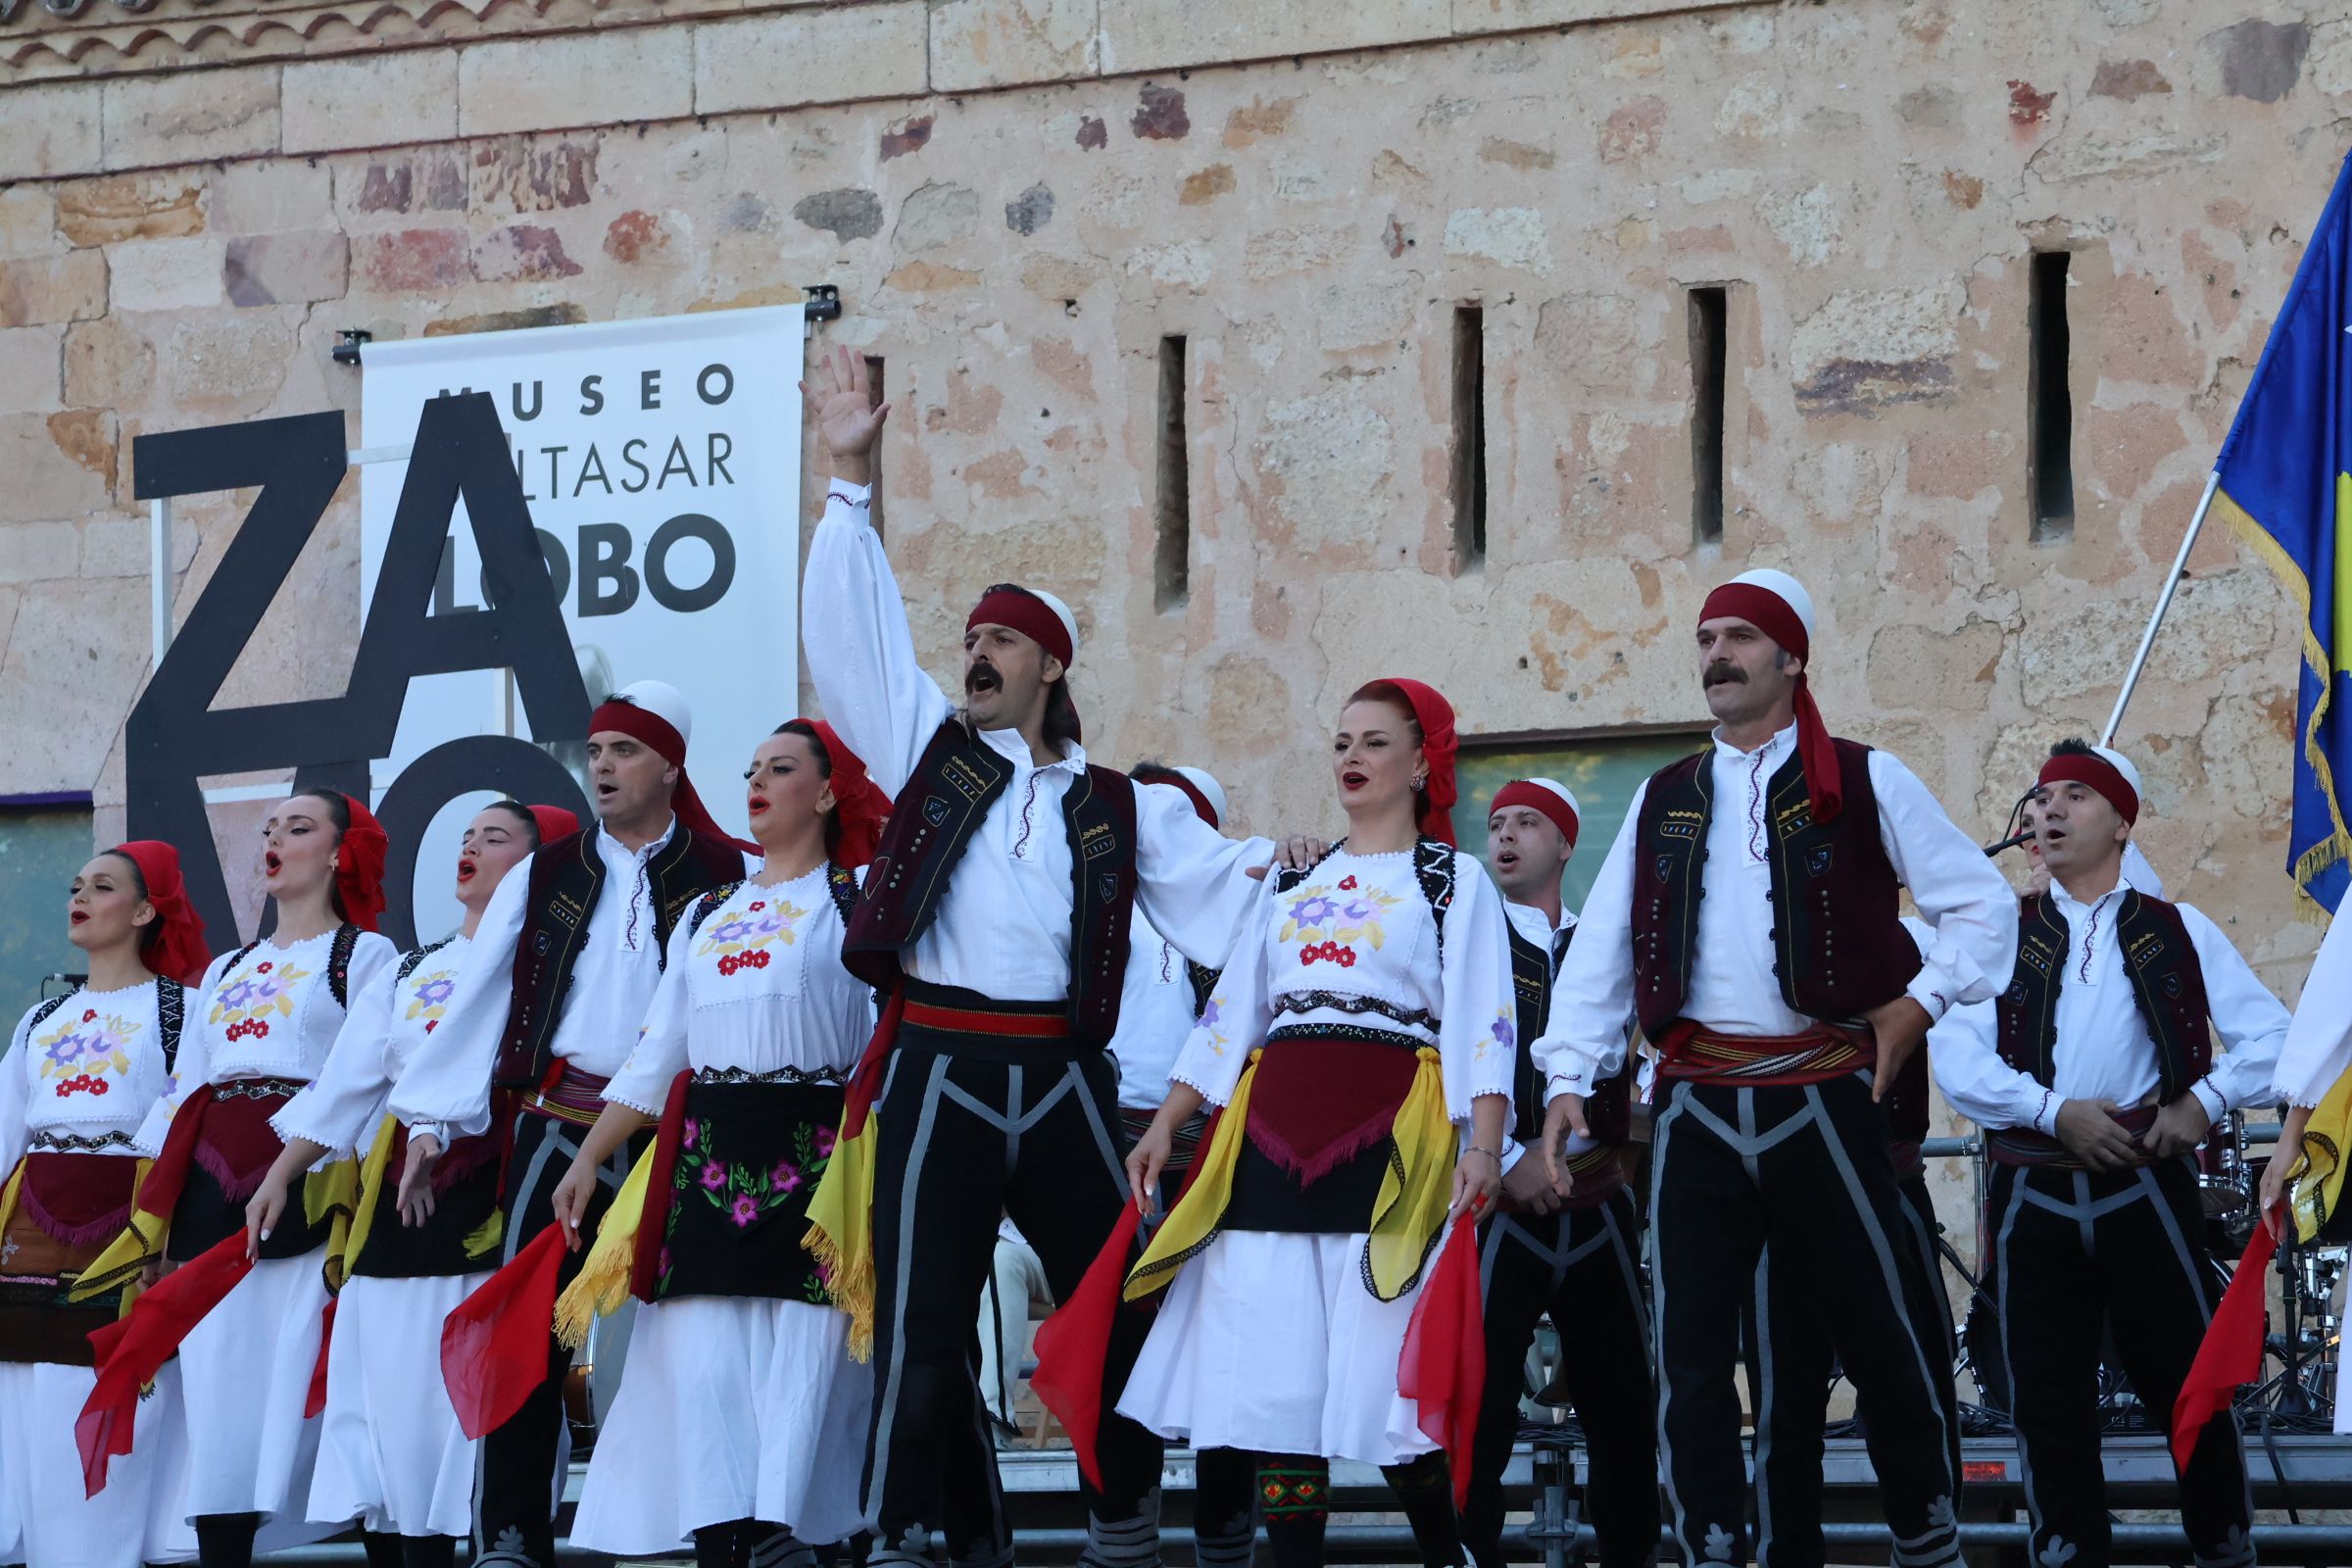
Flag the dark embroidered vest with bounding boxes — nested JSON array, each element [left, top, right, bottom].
[[1506, 919, 1630, 1147], [844, 720, 1141, 1047], [1997, 891, 2213, 1105], [1630, 738, 1922, 1039], [494, 826, 746, 1089]]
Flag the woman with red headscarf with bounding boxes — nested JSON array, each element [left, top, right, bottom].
[[239, 799, 575, 1567], [1112, 680, 1515, 1568], [103, 792, 396, 1567], [0, 841, 208, 1568], [549, 720, 889, 1568]]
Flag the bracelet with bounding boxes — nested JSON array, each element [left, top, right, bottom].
[[1463, 1147, 1501, 1163]]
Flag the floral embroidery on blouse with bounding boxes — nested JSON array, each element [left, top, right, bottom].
[[1197, 994, 1230, 1056], [1484, 1010, 1515, 1061], [210, 957, 315, 1043], [695, 897, 811, 977], [1278, 880, 1404, 968], [403, 967, 461, 1035], [36, 1007, 137, 1098]]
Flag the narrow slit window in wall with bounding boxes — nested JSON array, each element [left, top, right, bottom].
[[1451, 306, 1487, 569], [2029, 252, 2075, 541], [1153, 335, 1189, 612], [1689, 286, 1728, 545]]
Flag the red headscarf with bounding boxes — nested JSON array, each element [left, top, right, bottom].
[[801, 720, 893, 869], [525, 805, 581, 847], [332, 793, 389, 934], [1357, 678, 1460, 846], [109, 840, 210, 987], [1696, 579, 1843, 823], [590, 699, 757, 856]]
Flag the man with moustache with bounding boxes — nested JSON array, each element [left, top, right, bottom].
[[387, 679, 747, 1568], [1536, 568, 2014, 1568], [799, 348, 1273, 1568], [1932, 742, 2283, 1568], [1461, 779, 1657, 1568]]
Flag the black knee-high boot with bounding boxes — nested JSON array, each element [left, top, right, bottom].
[[1381, 1451, 1464, 1568], [1193, 1446, 1261, 1568], [362, 1529, 406, 1568], [193, 1512, 263, 1568], [402, 1536, 460, 1568], [696, 1520, 753, 1568], [1260, 1454, 1329, 1568]]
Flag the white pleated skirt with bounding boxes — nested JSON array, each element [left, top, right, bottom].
[[173, 1250, 342, 1543], [1117, 1230, 1436, 1466], [570, 1296, 873, 1554], [0, 1359, 197, 1567], [307, 1271, 488, 1539]]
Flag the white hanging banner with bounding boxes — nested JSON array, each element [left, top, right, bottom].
[[360, 305, 804, 936]]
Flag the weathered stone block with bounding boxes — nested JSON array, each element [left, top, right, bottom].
[[103, 69, 279, 171], [460, 31, 692, 139], [356, 228, 472, 294], [110, 238, 226, 313], [211, 160, 335, 235], [794, 188, 884, 241], [284, 52, 460, 155], [1867, 619, 2002, 713], [64, 318, 154, 409], [0, 254, 108, 329], [1443, 208, 1551, 271], [0, 577, 150, 795], [896, 183, 980, 253], [225, 232, 351, 308], [0, 83, 104, 183], [0, 519, 80, 582], [159, 316, 297, 415], [56, 174, 206, 248], [0, 328, 63, 415], [932, 0, 1100, 93], [693, 4, 928, 117], [1099, 0, 1448, 73], [0, 190, 55, 261], [471, 224, 584, 282], [0, 417, 109, 529]]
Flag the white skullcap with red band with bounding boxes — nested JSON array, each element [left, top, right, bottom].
[[967, 586, 1080, 668], [1698, 567, 1843, 822], [2036, 744, 2143, 826], [1491, 777, 1582, 851], [589, 679, 756, 853], [1171, 766, 1228, 828]]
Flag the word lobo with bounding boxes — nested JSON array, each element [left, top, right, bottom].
[[126, 393, 592, 949], [435, 513, 735, 619]]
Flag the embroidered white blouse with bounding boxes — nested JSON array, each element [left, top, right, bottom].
[[601, 868, 877, 1117], [1, 979, 180, 1178], [134, 927, 397, 1154], [802, 482, 1275, 1001], [271, 936, 474, 1156], [1170, 845, 1516, 1124]]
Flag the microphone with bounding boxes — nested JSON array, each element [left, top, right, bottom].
[[1983, 830, 2034, 858]]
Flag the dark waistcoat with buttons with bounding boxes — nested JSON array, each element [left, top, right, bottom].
[[1508, 919, 1634, 1145], [495, 825, 747, 1089], [1629, 738, 1922, 1041], [843, 718, 1141, 1048], [1996, 890, 2213, 1104]]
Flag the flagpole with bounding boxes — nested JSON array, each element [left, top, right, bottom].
[[2101, 469, 2224, 746]]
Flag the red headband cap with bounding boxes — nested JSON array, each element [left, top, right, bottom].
[[110, 840, 211, 986], [1491, 780, 1580, 852], [2036, 754, 2140, 825], [966, 588, 1074, 669], [590, 699, 758, 856], [1697, 582, 1843, 823]]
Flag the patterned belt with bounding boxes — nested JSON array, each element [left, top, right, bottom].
[[1987, 1104, 2160, 1169], [1263, 1021, 1424, 1051], [29, 1129, 136, 1153], [213, 1076, 307, 1102], [524, 1062, 612, 1127], [1655, 1020, 1874, 1087], [691, 1063, 849, 1086], [902, 994, 1069, 1039]]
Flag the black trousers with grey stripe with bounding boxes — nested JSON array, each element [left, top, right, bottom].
[[1651, 1075, 1958, 1568], [1743, 1170, 1958, 1568], [864, 1027, 1162, 1567], [473, 1109, 640, 1568], [1990, 1157, 2254, 1568], [1462, 1188, 1658, 1568]]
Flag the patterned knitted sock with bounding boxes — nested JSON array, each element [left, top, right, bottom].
[[1259, 1455, 1330, 1568]]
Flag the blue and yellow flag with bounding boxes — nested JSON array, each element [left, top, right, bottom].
[[2214, 148, 2352, 913]]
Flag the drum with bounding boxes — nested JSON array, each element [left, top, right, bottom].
[[2199, 1112, 2256, 1256]]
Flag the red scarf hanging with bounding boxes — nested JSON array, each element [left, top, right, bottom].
[[2171, 1224, 2278, 1470], [77, 1233, 255, 1496], [440, 1223, 567, 1439], [1398, 1212, 1487, 1507]]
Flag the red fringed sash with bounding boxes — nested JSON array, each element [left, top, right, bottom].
[[2172, 1224, 2278, 1471], [76, 1233, 255, 1496], [1245, 1038, 1417, 1184], [19, 1153, 138, 1250]]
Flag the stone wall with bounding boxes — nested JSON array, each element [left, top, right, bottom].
[[0, 2, 2344, 1224]]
